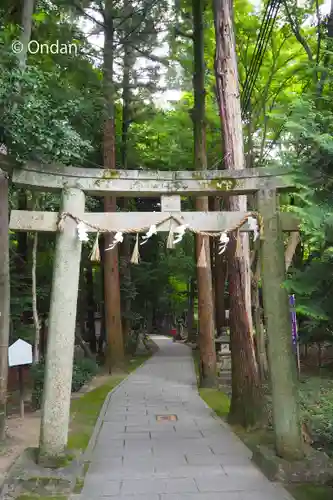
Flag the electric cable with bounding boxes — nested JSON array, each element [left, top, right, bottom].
[[241, 0, 274, 111], [241, 0, 282, 116], [242, 0, 281, 115]]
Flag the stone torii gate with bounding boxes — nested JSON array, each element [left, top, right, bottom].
[[3, 157, 301, 460]]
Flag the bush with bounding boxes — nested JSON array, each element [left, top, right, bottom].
[[125, 330, 140, 355], [31, 360, 46, 410], [71, 358, 99, 393], [31, 357, 99, 410]]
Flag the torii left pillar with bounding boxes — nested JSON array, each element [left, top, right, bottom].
[[39, 187, 85, 460]]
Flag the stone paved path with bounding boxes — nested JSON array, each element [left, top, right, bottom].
[[79, 336, 293, 500]]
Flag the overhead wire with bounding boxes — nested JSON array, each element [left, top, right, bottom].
[[241, 0, 273, 112], [241, 0, 282, 116], [210, 0, 282, 169]]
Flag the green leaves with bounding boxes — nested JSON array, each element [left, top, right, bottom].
[[32, 11, 47, 24]]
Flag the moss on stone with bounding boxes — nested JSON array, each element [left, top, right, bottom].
[[101, 169, 120, 180], [37, 450, 75, 469], [208, 178, 236, 191]]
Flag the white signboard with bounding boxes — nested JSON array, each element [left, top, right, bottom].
[[8, 339, 33, 367]]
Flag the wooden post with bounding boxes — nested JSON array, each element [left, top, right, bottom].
[[18, 366, 24, 419], [257, 188, 303, 460], [39, 187, 85, 458], [0, 171, 10, 440]]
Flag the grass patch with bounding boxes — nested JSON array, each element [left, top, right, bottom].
[[199, 388, 230, 419], [67, 353, 151, 452], [73, 477, 84, 493], [287, 484, 333, 500]]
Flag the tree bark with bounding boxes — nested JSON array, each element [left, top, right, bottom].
[[186, 277, 196, 342], [120, 6, 134, 347], [213, 197, 227, 335], [98, 235, 106, 356], [213, 0, 263, 426], [85, 262, 96, 354], [32, 232, 40, 363], [251, 251, 268, 381], [14, 0, 35, 324], [192, 0, 217, 387], [103, 0, 124, 370], [0, 171, 10, 440], [17, 0, 35, 69]]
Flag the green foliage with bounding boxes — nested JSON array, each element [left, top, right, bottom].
[[71, 358, 99, 393], [299, 376, 333, 455], [288, 484, 333, 500], [31, 361, 45, 411], [281, 91, 333, 342]]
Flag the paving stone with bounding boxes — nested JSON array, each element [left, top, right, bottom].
[[195, 474, 276, 492], [154, 464, 225, 478], [121, 477, 198, 495], [78, 338, 291, 500], [160, 494, 239, 500], [81, 479, 121, 496]]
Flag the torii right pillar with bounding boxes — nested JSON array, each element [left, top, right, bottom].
[[257, 188, 304, 460]]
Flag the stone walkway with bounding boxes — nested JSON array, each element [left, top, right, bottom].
[[80, 336, 293, 500]]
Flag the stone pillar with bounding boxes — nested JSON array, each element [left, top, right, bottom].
[[39, 187, 85, 458], [257, 188, 303, 460]]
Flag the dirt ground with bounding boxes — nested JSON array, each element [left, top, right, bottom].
[[0, 373, 112, 485]]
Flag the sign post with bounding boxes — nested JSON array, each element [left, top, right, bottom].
[[8, 339, 33, 418]]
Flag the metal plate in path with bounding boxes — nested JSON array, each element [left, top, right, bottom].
[[156, 415, 177, 422]]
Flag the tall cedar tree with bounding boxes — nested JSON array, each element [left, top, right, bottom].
[[103, 0, 125, 370], [192, 0, 217, 387], [212, 0, 263, 426]]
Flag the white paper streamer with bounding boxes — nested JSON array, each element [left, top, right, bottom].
[[141, 225, 157, 245], [77, 222, 89, 242]]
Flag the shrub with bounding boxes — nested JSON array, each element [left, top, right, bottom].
[[31, 357, 99, 410], [31, 360, 46, 410], [71, 358, 99, 393], [125, 330, 140, 355]]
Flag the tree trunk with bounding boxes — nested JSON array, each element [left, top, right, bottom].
[[103, 0, 124, 370], [120, 11, 134, 347], [17, 0, 35, 69], [0, 172, 10, 440], [187, 277, 196, 342], [251, 253, 268, 381], [98, 235, 106, 356], [85, 262, 96, 354], [32, 232, 40, 363], [213, 0, 263, 426], [14, 0, 35, 323], [77, 263, 86, 340], [213, 197, 227, 335], [192, 0, 217, 388]]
